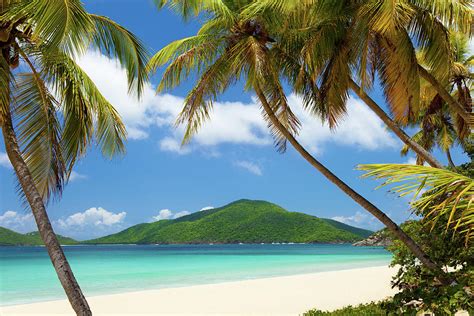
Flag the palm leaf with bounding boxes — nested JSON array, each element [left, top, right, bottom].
[[358, 163, 474, 243], [12, 71, 65, 201], [89, 14, 149, 96], [9, 0, 94, 56], [40, 50, 126, 171]]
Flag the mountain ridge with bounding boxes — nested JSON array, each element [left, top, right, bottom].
[[0, 227, 78, 246], [85, 199, 373, 244], [0, 200, 374, 245]]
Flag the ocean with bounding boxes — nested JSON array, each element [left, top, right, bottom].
[[0, 244, 391, 305]]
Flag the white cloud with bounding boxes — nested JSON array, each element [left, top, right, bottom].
[[332, 211, 380, 230], [152, 209, 173, 221], [0, 152, 12, 169], [56, 207, 126, 228], [159, 137, 191, 155], [200, 206, 214, 211], [54, 207, 126, 240], [151, 208, 191, 221], [174, 211, 190, 218], [69, 171, 87, 182], [406, 157, 417, 165], [0, 210, 36, 233], [234, 160, 263, 176], [77, 51, 398, 155], [288, 95, 398, 154]]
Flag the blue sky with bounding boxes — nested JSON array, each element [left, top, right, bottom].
[[0, 0, 469, 240]]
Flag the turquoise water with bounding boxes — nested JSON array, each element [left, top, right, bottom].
[[0, 244, 391, 305]]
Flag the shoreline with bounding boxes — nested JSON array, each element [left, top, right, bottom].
[[0, 265, 398, 315]]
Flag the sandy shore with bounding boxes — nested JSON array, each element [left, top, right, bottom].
[[1, 266, 397, 315]]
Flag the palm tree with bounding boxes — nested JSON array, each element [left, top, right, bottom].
[[401, 33, 473, 167], [150, 0, 449, 280], [1, 0, 148, 314], [242, 0, 472, 169]]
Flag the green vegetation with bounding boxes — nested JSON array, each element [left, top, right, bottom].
[[85, 200, 372, 244], [304, 302, 386, 316], [384, 220, 473, 315], [0, 227, 78, 246]]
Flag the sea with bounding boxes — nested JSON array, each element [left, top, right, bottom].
[[0, 244, 392, 306]]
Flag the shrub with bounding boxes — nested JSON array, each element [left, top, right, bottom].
[[303, 302, 387, 316]]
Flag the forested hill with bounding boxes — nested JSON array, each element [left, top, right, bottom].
[[0, 227, 78, 246], [85, 200, 373, 244]]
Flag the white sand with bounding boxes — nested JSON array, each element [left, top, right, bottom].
[[0, 266, 397, 315]]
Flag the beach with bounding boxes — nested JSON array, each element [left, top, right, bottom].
[[0, 265, 397, 315]]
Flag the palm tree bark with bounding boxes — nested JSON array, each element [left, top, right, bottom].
[[348, 79, 443, 169], [254, 84, 449, 282], [1, 112, 92, 316], [446, 149, 456, 169], [418, 65, 472, 125]]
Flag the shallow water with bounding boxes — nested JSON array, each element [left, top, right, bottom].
[[0, 244, 391, 305]]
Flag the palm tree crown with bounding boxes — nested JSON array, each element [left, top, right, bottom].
[[1, 0, 148, 201]]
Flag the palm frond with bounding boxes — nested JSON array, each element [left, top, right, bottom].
[[409, 0, 472, 34], [358, 163, 474, 243], [377, 32, 420, 124], [9, 0, 94, 56], [12, 71, 65, 202], [89, 14, 149, 97], [176, 50, 234, 144], [154, 0, 203, 19], [156, 37, 224, 92], [147, 34, 215, 76], [40, 50, 126, 171], [410, 9, 451, 83]]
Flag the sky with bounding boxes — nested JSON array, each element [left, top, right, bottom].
[[0, 0, 470, 240]]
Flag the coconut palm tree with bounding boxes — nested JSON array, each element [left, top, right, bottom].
[[150, 0, 449, 280], [242, 0, 472, 169], [1, 0, 148, 314], [401, 33, 473, 167]]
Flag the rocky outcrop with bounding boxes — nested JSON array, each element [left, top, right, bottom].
[[353, 230, 392, 247]]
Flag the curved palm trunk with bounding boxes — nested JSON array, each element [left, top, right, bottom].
[[254, 84, 448, 281], [348, 79, 443, 169], [418, 65, 472, 126], [1, 112, 92, 316], [446, 149, 456, 169]]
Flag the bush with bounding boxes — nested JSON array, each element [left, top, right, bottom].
[[382, 220, 474, 315], [303, 302, 387, 316]]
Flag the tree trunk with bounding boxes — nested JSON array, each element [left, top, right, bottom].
[[446, 149, 456, 169], [254, 84, 449, 281], [348, 79, 443, 169], [1, 112, 92, 316], [418, 65, 472, 126]]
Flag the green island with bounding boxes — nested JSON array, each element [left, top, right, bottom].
[[1, 200, 372, 246], [0, 227, 78, 246]]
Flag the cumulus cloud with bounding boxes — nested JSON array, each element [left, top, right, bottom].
[[69, 171, 87, 182], [200, 206, 214, 211], [0, 210, 36, 233], [56, 207, 126, 228], [0, 152, 12, 169], [77, 51, 398, 156], [54, 207, 126, 239], [151, 209, 190, 221], [234, 160, 263, 176], [332, 211, 380, 230], [152, 209, 173, 221]]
